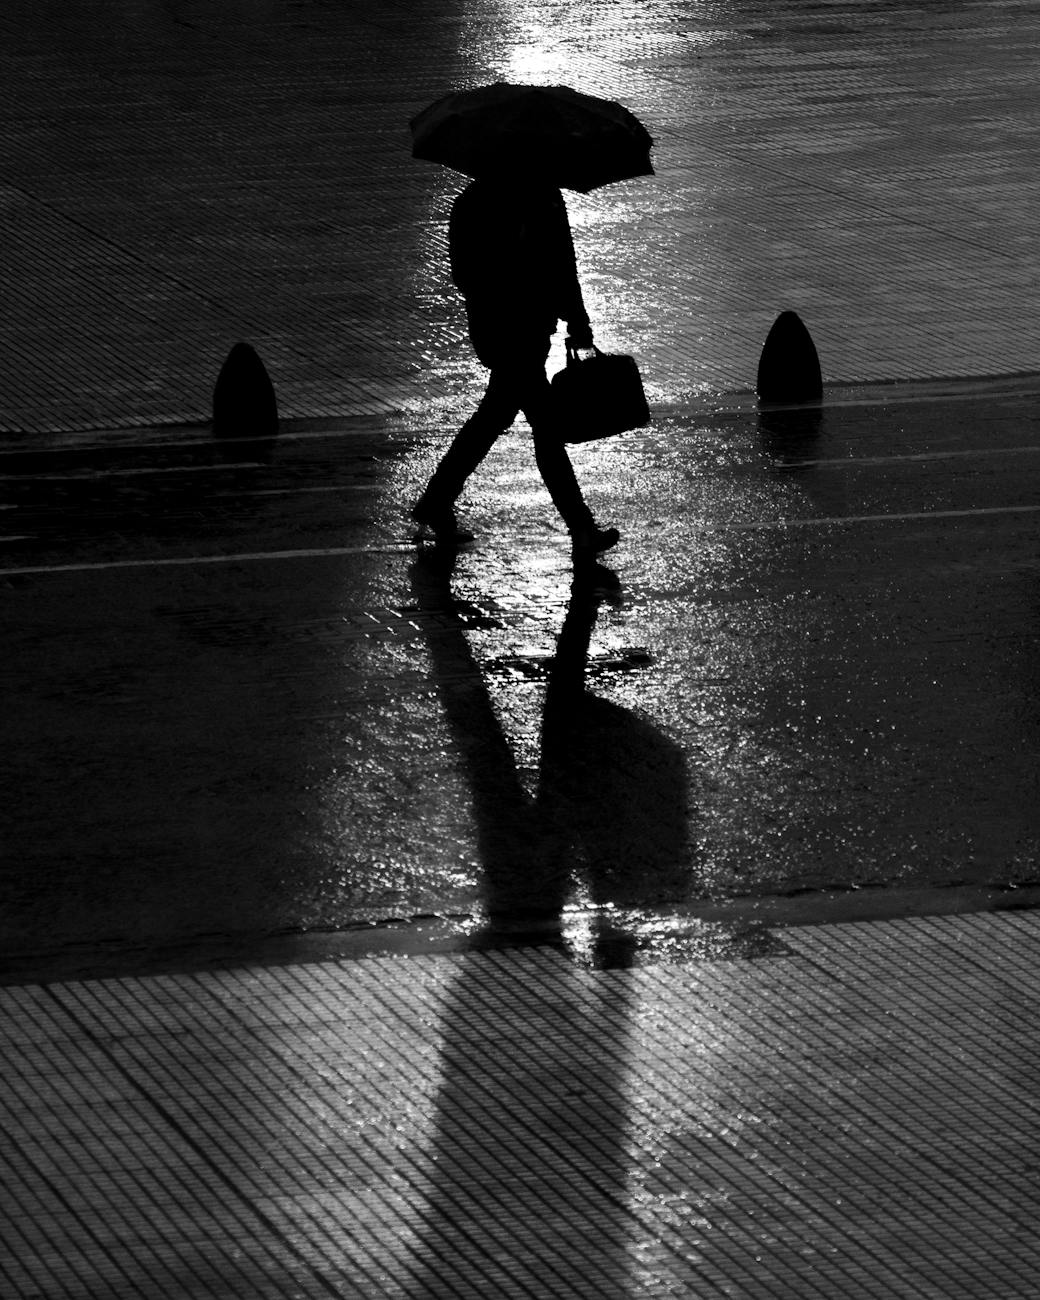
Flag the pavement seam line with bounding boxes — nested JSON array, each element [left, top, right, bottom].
[[0, 1112, 161, 1298], [39, 982, 350, 1300]]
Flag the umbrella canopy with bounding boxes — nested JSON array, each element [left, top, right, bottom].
[[410, 83, 654, 193]]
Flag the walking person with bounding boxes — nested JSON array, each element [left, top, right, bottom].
[[411, 174, 619, 555]]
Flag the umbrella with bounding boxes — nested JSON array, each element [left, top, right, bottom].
[[410, 82, 654, 193]]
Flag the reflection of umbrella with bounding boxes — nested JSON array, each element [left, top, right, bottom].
[[410, 83, 654, 193]]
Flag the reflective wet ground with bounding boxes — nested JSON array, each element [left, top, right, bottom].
[[4, 379, 1039, 975], [1, 0, 1038, 432], [2, 0, 1039, 976]]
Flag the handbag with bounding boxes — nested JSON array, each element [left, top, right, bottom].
[[550, 341, 650, 443]]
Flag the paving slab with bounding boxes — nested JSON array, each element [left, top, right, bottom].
[[2, 910, 1039, 1298]]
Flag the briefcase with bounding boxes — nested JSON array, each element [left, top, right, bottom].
[[550, 343, 650, 443]]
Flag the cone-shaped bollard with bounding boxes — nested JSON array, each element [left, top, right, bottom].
[[212, 342, 278, 438], [756, 311, 823, 404]]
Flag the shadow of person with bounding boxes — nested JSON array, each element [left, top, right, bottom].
[[538, 562, 691, 967], [408, 551, 691, 949], [408, 547, 555, 937], [404, 551, 692, 1290]]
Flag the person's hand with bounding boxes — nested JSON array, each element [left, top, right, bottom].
[[566, 320, 594, 350]]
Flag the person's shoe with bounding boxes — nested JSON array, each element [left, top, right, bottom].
[[411, 500, 474, 545], [571, 524, 620, 555]]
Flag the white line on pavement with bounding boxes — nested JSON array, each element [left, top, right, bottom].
[[3, 503, 1039, 577], [0, 464, 266, 480], [0, 469, 383, 489], [0, 426, 414, 459], [773, 445, 1040, 470], [0, 543, 415, 576], [725, 504, 1040, 529], [228, 484, 382, 497]]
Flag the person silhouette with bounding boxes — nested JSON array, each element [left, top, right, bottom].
[[411, 173, 620, 555]]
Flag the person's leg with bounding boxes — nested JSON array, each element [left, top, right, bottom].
[[515, 363, 618, 549], [414, 370, 520, 523]]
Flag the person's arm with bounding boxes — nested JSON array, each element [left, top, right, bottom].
[[547, 192, 593, 346]]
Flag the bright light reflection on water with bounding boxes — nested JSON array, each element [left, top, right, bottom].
[[402, 3, 834, 915], [493, 21, 572, 84]]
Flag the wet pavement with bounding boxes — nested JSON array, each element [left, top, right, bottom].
[[1, 0, 1038, 433], [3, 1, 1040, 1295], [4, 381, 1040, 976]]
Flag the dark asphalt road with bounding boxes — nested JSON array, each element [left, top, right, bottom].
[[3, 379, 1039, 977]]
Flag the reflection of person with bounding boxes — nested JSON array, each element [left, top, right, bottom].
[[412, 176, 619, 555]]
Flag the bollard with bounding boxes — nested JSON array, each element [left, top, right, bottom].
[[212, 342, 278, 438], [755, 311, 823, 405]]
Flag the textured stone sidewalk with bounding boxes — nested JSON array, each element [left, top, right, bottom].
[[1, 0, 1038, 434], [3, 910, 1039, 1298]]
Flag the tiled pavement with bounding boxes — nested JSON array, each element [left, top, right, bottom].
[[3, 910, 1040, 1298], [1, 0, 1038, 433]]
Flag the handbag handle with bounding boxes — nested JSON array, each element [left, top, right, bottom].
[[565, 339, 601, 365]]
